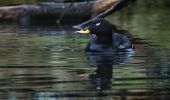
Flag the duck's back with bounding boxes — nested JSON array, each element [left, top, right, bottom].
[[112, 33, 133, 52]]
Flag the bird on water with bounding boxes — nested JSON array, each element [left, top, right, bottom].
[[76, 18, 134, 53]]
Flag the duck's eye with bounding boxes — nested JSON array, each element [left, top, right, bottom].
[[95, 23, 101, 26]]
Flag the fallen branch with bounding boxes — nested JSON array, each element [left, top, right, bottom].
[[73, 0, 137, 29], [0, 0, 136, 26]]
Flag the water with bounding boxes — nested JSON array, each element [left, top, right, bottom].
[[0, 0, 170, 99]]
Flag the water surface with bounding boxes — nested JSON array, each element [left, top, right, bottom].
[[0, 0, 170, 99]]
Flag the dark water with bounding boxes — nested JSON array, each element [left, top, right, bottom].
[[0, 0, 170, 100]]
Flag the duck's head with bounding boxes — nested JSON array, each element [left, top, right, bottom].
[[76, 18, 115, 44]]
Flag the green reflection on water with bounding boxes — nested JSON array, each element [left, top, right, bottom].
[[107, 0, 170, 48], [0, 33, 88, 67], [0, 0, 170, 99]]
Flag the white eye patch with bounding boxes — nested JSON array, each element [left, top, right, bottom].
[[95, 23, 101, 26]]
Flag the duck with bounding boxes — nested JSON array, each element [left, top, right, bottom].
[[76, 18, 134, 52]]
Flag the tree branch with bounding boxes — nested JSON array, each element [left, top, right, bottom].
[[73, 0, 136, 29]]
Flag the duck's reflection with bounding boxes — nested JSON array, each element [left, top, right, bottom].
[[86, 51, 134, 90]]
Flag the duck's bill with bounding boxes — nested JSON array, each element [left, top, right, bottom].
[[76, 29, 90, 34]]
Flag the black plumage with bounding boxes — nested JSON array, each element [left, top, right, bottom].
[[77, 18, 134, 52]]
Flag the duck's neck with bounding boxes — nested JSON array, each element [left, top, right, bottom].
[[96, 34, 113, 44]]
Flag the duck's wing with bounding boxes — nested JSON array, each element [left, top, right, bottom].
[[112, 33, 133, 50]]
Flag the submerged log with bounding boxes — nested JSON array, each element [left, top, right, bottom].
[[0, 0, 135, 24], [0, 2, 92, 21]]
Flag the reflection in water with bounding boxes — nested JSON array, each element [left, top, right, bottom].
[[87, 51, 134, 90], [0, 24, 170, 99], [0, 0, 170, 99]]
